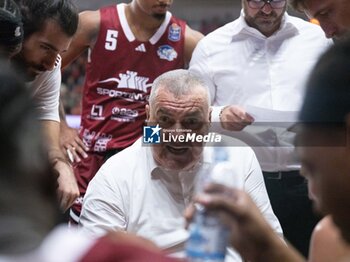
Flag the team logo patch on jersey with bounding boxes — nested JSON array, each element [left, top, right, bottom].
[[98, 71, 152, 93], [157, 45, 178, 62], [111, 107, 138, 122], [168, 23, 181, 42]]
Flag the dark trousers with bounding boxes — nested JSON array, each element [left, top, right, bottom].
[[263, 171, 320, 257]]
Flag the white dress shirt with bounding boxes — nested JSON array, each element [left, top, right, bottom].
[[189, 12, 332, 171], [80, 137, 282, 262]]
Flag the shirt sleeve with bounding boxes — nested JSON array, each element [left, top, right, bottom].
[[189, 40, 216, 104], [189, 40, 226, 124], [31, 58, 61, 122], [79, 163, 128, 237], [244, 148, 283, 238]]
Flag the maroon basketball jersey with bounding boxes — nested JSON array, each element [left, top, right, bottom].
[[80, 4, 186, 152]]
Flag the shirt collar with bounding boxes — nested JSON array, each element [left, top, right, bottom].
[[231, 10, 299, 41], [149, 147, 212, 179]]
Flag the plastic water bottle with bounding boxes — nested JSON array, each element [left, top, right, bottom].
[[185, 147, 230, 262]]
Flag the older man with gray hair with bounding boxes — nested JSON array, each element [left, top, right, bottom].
[[79, 69, 282, 261]]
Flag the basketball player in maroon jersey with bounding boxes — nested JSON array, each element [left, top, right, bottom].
[[60, 0, 203, 223]]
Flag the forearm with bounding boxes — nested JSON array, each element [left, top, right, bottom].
[[41, 120, 79, 210], [41, 120, 63, 159]]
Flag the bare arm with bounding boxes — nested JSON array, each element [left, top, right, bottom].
[[41, 120, 79, 211], [59, 10, 100, 160], [184, 25, 204, 65], [61, 10, 100, 69]]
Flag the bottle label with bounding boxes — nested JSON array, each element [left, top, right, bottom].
[[186, 212, 228, 261]]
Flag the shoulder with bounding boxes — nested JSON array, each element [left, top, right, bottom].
[[80, 9, 100, 25], [285, 15, 332, 50], [312, 216, 340, 245], [79, 9, 100, 39], [104, 140, 142, 169], [94, 139, 146, 184], [309, 216, 350, 262], [169, 14, 187, 26], [170, 13, 203, 43], [169, 14, 203, 44], [287, 15, 328, 38], [98, 4, 121, 20], [184, 24, 204, 50], [195, 21, 237, 52]]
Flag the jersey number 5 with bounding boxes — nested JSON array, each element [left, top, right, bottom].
[[105, 29, 118, 51]]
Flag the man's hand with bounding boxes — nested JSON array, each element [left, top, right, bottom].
[[220, 105, 254, 131], [60, 123, 88, 163], [53, 158, 80, 211], [185, 184, 304, 262], [41, 120, 80, 211]]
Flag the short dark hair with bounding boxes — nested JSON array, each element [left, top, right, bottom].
[[0, 60, 60, 254], [288, 0, 307, 12], [299, 39, 350, 124], [0, 0, 23, 57], [15, 0, 78, 39]]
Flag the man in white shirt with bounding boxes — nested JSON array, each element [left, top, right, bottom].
[[80, 69, 282, 262], [187, 38, 350, 262], [189, 0, 332, 256], [11, 0, 79, 211]]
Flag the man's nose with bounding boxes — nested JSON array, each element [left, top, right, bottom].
[[42, 53, 58, 71], [261, 3, 273, 14], [173, 122, 183, 131], [317, 20, 337, 38]]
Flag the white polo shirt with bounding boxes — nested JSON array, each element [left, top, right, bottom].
[[189, 12, 332, 171], [80, 137, 282, 262], [28, 56, 61, 122]]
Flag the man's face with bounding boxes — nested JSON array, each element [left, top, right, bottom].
[[13, 19, 72, 81], [146, 85, 211, 171], [296, 126, 350, 243], [243, 0, 287, 37], [303, 0, 350, 39], [136, 0, 173, 20]]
